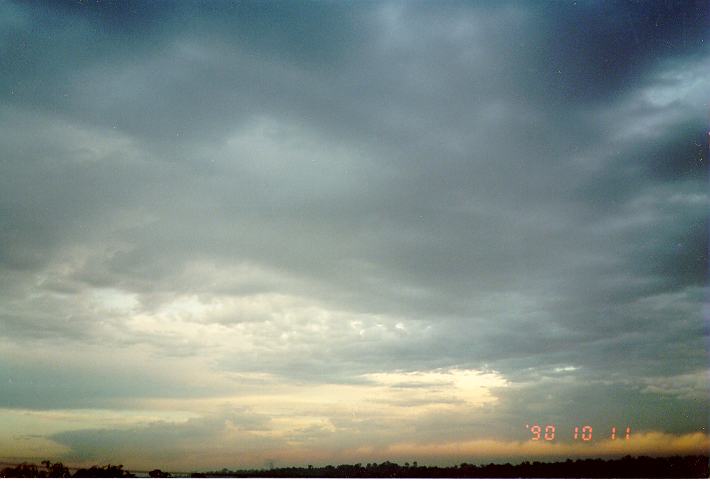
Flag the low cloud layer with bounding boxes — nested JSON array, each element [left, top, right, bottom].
[[0, 0, 707, 469]]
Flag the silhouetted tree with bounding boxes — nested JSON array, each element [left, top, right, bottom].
[[1, 463, 43, 478], [41, 460, 71, 478], [73, 463, 134, 478], [149, 468, 171, 478]]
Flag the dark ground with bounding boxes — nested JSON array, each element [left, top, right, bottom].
[[3, 455, 708, 478]]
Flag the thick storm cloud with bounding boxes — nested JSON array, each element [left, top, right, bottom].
[[0, 0, 707, 469]]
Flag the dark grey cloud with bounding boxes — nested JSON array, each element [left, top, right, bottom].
[[530, 0, 708, 104], [0, 0, 707, 466], [50, 407, 278, 468]]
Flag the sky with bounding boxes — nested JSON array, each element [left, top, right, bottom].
[[0, 0, 708, 472]]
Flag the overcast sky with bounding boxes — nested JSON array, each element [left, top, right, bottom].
[[0, 0, 708, 471]]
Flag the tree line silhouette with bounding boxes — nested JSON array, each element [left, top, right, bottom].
[[0, 461, 135, 478], [2, 455, 708, 478]]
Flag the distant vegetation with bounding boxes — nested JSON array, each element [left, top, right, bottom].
[[1, 455, 708, 478], [0, 462, 135, 478]]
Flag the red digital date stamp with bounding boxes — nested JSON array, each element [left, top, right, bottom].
[[525, 424, 631, 441]]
